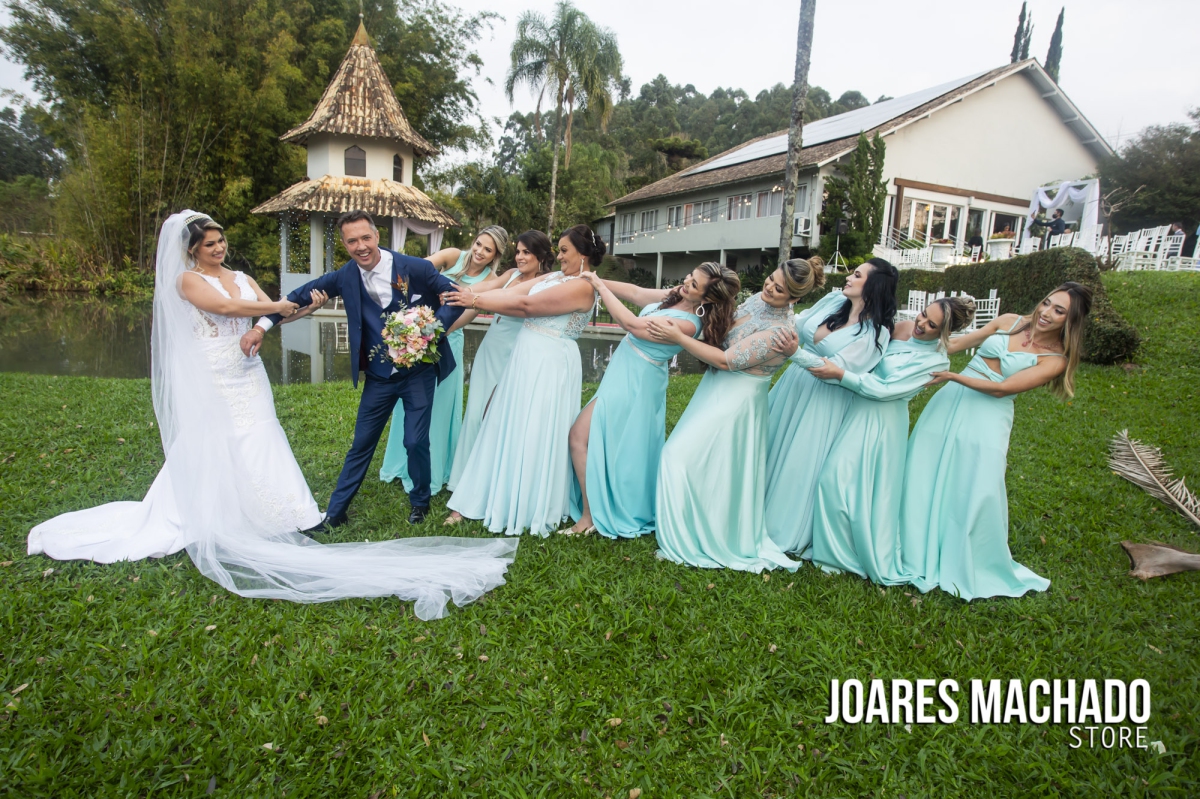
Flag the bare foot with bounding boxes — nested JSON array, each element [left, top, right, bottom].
[[443, 511, 465, 526]]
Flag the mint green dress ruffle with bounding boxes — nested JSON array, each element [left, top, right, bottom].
[[379, 252, 491, 494], [570, 303, 700, 538], [811, 336, 948, 584]]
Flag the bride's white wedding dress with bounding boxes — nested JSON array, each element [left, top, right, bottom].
[[28, 211, 517, 620]]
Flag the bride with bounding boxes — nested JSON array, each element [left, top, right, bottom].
[[27, 211, 518, 620]]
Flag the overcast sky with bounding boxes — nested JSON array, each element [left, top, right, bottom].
[[3, 0, 1196, 160]]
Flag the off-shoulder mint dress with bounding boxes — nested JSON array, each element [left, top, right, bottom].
[[570, 303, 701, 538], [765, 290, 889, 556], [447, 269, 524, 492], [654, 294, 801, 573], [447, 273, 595, 536], [379, 252, 491, 494], [898, 324, 1059, 600], [811, 336, 948, 584]]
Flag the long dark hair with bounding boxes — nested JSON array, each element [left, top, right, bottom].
[[821, 257, 898, 351], [513, 230, 555, 274], [561, 223, 607, 267], [662, 261, 741, 345]]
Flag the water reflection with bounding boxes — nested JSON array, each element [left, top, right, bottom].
[[0, 295, 707, 384]]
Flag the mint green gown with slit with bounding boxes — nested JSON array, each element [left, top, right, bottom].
[[379, 252, 491, 494], [897, 325, 1058, 600], [655, 294, 806, 573], [764, 290, 889, 556], [570, 303, 701, 538], [811, 336, 948, 584]]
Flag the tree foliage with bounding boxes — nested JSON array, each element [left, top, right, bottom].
[[1045, 8, 1064, 83], [817, 132, 887, 261], [0, 105, 62, 180], [1099, 109, 1200, 235], [1, 0, 494, 278]]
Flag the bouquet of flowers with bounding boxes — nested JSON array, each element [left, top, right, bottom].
[[376, 304, 444, 369]]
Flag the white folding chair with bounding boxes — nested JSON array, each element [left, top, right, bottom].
[[1159, 234, 1185, 270]]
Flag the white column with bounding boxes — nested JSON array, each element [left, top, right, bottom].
[[719, 249, 726, 268], [279, 213, 290, 278], [655, 252, 663, 289], [309, 212, 324, 277]]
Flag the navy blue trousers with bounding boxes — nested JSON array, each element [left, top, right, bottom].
[[326, 368, 438, 518]]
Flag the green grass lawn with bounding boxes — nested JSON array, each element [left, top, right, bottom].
[[1, 273, 1198, 797]]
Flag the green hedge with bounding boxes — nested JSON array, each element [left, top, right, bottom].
[[824, 247, 1139, 364]]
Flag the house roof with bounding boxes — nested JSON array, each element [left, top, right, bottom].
[[250, 175, 458, 227], [609, 60, 1112, 208], [280, 22, 437, 156]]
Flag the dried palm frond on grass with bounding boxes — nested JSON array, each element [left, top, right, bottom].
[[1110, 430, 1200, 580]]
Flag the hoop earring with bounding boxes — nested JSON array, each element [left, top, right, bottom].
[[696, 303, 706, 318]]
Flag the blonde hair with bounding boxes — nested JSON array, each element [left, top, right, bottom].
[[780, 258, 826, 300], [927, 297, 976, 351], [1007, 282, 1094, 399]]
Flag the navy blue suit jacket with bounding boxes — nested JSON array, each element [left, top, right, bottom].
[[266, 249, 464, 387]]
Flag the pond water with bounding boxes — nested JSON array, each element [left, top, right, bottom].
[[0, 294, 707, 385]]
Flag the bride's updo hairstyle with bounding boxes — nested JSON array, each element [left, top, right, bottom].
[[781, 257, 826, 300], [562, 223, 607, 267], [184, 214, 225, 265]]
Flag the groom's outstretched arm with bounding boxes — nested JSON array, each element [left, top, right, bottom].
[[241, 271, 344, 356]]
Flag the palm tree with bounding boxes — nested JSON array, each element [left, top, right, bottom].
[[506, 1, 622, 234]]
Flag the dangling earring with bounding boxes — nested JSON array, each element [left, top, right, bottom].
[[696, 303, 706, 318]]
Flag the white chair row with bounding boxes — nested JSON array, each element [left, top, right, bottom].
[[900, 288, 999, 333], [1114, 226, 1196, 270]]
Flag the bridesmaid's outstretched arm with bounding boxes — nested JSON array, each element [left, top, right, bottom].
[[946, 313, 1021, 354], [580, 272, 695, 342], [929, 357, 1065, 398], [600, 280, 669, 308]]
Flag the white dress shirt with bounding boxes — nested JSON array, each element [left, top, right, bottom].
[[256, 249, 394, 332]]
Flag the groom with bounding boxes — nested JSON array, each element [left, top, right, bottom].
[[240, 210, 464, 526]]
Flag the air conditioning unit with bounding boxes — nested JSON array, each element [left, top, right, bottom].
[[793, 216, 812, 237]]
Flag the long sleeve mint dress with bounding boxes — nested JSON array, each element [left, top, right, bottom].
[[447, 273, 595, 536], [810, 336, 948, 584], [379, 252, 492, 494], [898, 324, 1060, 600], [654, 294, 801, 573], [764, 290, 889, 556], [445, 269, 524, 492], [570, 303, 701, 538]]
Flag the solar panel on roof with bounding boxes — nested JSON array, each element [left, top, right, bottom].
[[687, 70, 989, 176]]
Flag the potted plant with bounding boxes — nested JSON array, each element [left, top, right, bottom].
[[930, 238, 955, 265], [986, 231, 1015, 260]]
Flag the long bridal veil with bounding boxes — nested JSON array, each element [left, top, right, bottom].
[[30, 211, 517, 620]]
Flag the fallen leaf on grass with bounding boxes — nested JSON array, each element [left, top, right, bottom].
[[11, 684, 28, 695], [706, 583, 714, 590], [413, 636, 426, 643], [605, 630, 612, 641], [117, 438, 125, 444], [422, 732, 430, 747], [629, 789, 642, 799], [250, 654, 258, 666], [1148, 644, 1164, 654], [720, 733, 729, 746], [478, 655, 489, 662], [768, 644, 778, 653], [147, 630, 158, 637], [910, 597, 921, 607], [615, 740, 629, 750], [261, 742, 275, 751], [204, 625, 216, 632], [0, 561, 12, 567], [86, 596, 94, 602], [607, 718, 622, 727], [129, 576, 139, 583], [42, 568, 54, 578], [315, 715, 328, 726], [762, 573, 770, 582]]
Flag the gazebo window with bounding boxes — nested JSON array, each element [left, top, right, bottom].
[[393, 155, 404, 182], [345, 145, 366, 177]]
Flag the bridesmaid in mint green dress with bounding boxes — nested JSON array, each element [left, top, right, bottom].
[[379, 226, 508, 494], [445, 232, 556, 499], [765, 258, 898, 556], [647, 259, 824, 573], [565, 263, 739, 537], [899, 282, 1093, 600], [808, 298, 975, 584]]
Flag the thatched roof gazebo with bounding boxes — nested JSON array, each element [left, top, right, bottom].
[[252, 21, 458, 297]]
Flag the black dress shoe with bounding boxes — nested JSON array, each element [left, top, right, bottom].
[[303, 513, 347, 535], [408, 506, 429, 524]]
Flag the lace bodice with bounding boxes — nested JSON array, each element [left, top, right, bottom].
[[521, 272, 596, 341], [723, 293, 796, 376], [190, 271, 254, 339]]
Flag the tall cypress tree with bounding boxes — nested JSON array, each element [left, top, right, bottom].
[[1020, 15, 1034, 60], [1010, 2, 1027, 63], [1045, 8, 1065, 83]]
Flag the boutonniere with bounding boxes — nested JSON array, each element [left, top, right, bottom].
[[391, 276, 408, 295]]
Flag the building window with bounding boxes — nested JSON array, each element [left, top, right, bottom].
[[796, 184, 808, 214], [683, 199, 719, 225], [345, 145, 367, 177], [618, 213, 635, 243], [639, 209, 658, 233], [667, 205, 682, 228], [727, 193, 753, 221], [756, 190, 783, 218], [393, 154, 404, 182]]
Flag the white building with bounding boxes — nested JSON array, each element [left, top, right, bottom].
[[608, 59, 1112, 285]]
